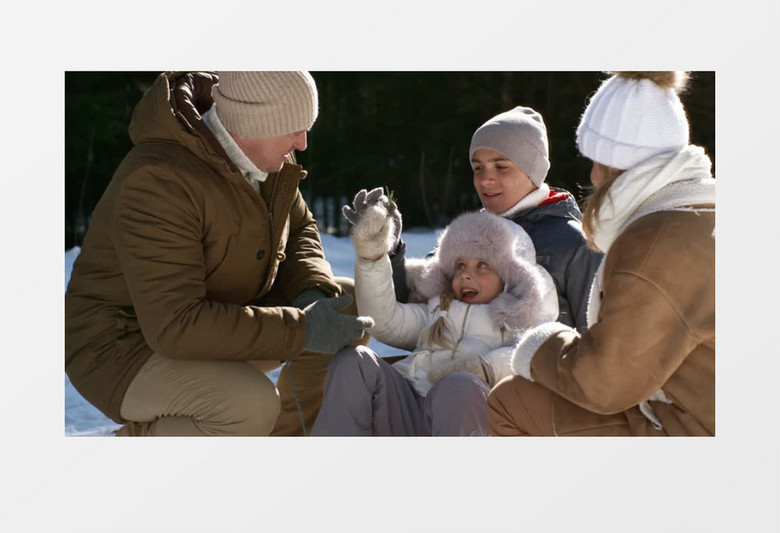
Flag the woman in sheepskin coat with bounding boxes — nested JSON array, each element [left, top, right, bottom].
[[311, 206, 558, 436], [487, 71, 715, 436]]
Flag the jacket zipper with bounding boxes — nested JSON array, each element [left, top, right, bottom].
[[258, 172, 285, 296], [450, 304, 472, 357]]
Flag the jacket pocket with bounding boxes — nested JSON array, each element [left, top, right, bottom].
[[204, 227, 270, 303], [114, 307, 145, 357], [204, 233, 234, 279], [115, 307, 140, 334]]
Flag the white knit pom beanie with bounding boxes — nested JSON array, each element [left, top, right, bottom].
[[212, 71, 318, 138], [469, 106, 550, 187], [576, 71, 690, 170]]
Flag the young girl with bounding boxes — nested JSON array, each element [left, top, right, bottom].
[[311, 203, 558, 436], [487, 71, 716, 436]]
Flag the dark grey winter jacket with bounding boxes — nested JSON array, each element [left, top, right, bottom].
[[391, 188, 602, 333]]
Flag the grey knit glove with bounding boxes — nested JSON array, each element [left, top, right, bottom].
[[302, 294, 375, 354], [292, 288, 330, 309], [342, 188, 403, 254]]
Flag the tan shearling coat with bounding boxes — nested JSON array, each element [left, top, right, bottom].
[[518, 209, 715, 435], [65, 72, 340, 423]]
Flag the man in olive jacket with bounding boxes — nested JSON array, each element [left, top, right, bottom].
[[65, 71, 373, 436]]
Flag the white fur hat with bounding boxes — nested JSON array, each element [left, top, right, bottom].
[[405, 211, 553, 331], [576, 71, 690, 170]]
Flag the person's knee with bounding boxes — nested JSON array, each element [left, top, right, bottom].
[[428, 372, 489, 414], [231, 376, 281, 436], [486, 375, 523, 419], [427, 372, 490, 436], [334, 277, 358, 315], [204, 367, 280, 436], [487, 375, 551, 436], [325, 345, 386, 392], [330, 345, 374, 371], [431, 372, 489, 401]]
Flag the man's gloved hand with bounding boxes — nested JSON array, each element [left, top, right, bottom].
[[302, 294, 375, 355], [292, 288, 330, 309], [342, 188, 403, 257]]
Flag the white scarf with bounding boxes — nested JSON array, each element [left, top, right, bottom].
[[202, 105, 268, 189], [587, 146, 715, 326], [583, 145, 715, 430], [591, 145, 714, 255]]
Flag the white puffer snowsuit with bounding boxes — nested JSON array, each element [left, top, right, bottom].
[[355, 253, 558, 396]]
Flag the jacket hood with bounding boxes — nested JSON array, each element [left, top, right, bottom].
[[516, 187, 583, 223], [405, 211, 552, 332], [128, 72, 233, 173]]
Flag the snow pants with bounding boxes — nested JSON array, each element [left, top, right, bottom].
[[271, 277, 370, 436], [311, 345, 491, 436], [117, 353, 280, 436]]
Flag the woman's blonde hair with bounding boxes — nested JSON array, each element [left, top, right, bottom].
[[582, 162, 625, 251], [425, 288, 456, 350]]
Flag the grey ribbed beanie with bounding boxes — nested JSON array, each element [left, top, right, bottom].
[[212, 71, 318, 138], [469, 106, 550, 187]]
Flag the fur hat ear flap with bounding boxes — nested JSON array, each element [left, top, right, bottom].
[[404, 257, 429, 303], [489, 258, 545, 331], [405, 256, 450, 303]]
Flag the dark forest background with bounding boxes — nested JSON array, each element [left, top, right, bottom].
[[65, 71, 715, 249]]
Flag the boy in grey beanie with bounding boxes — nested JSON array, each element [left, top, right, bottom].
[[469, 106, 550, 188]]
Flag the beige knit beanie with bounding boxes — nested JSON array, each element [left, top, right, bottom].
[[212, 71, 318, 138]]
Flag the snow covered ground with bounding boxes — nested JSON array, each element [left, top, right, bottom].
[[64, 228, 441, 436]]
